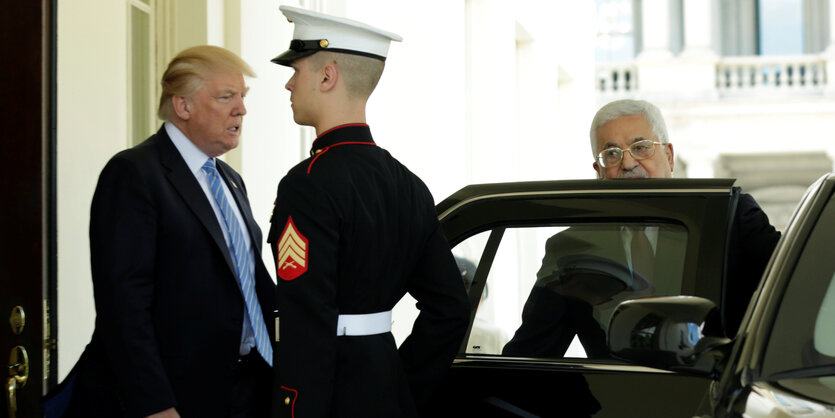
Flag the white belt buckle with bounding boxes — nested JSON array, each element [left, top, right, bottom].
[[336, 311, 392, 336]]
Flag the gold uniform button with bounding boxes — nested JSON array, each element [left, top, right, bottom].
[[320, 39, 329, 48], [285, 396, 291, 405]]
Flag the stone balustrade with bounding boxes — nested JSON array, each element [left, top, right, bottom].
[[596, 62, 638, 95], [716, 55, 827, 95], [596, 55, 828, 97]]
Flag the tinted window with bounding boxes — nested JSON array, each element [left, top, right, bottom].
[[456, 222, 688, 359], [815, 274, 835, 357], [762, 191, 835, 402]]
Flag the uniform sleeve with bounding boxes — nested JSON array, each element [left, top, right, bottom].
[[269, 172, 340, 417], [397, 219, 471, 409], [89, 157, 176, 415]]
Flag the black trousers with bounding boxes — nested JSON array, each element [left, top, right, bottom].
[[230, 351, 273, 418], [56, 350, 273, 417]]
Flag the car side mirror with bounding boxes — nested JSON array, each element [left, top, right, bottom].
[[607, 296, 731, 377]]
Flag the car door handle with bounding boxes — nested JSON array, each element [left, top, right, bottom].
[[7, 345, 29, 418]]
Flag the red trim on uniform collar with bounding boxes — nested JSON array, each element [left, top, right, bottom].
[[316, 123, 369, 139], [310, 124, 374, 155], [307, 141, 377, 174]]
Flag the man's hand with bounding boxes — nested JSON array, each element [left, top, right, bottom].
[[146, 407, 180, 418]]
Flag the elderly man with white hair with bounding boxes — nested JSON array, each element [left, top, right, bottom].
[[503, 99, 780, 361]]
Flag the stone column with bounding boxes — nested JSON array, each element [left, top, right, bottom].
[[682, 0, 715, 57], [677, 0, 719, 100], [636, 0, 676, 99], [637, 0, 673, 61]]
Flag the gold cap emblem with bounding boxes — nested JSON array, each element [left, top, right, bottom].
[[319, 39, 329, 48]]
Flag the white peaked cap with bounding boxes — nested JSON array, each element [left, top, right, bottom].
[[272, 5, 403, 66]]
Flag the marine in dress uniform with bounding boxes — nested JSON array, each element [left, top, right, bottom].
[[266, 6, 470, 418]]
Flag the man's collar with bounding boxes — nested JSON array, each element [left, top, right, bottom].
[[310, 124, 374, 156], [165, 121, 212, 174]]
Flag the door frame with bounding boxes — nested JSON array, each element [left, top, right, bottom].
[[1, 1, 58, 416]]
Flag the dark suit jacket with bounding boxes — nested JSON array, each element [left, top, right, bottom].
[[65, 126, 276, 417], [724, 192, 781, 335]]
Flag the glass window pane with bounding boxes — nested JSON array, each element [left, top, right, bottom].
[[761, 193, 835, 404], [764, 194, 835, 375], [455, 230, 501, 355], [460, 222, 689, 359], [595, 0, 635, 62], [758, 0, 804, 55], [814, 273, 835, 356]]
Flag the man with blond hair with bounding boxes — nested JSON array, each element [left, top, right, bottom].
[[266, 6, 470, 418], [58, 45, 275, 417]]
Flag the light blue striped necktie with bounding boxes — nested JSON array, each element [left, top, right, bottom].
[[202, 158, 273, 367]]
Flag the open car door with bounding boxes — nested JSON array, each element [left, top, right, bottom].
[[428, 178, 740, 418]]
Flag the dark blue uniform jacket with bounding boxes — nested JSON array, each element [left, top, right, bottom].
[[267, 124, 470, 418]]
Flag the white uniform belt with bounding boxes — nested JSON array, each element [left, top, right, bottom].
[[336, 311, 392, 336]]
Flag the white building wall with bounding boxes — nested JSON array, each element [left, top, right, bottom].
[[57, 0, 130, 380], [524, 1, 598, 180], [237, 0, 300, 277], [351, 0, 470, 200]]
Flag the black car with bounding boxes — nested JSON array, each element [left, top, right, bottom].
[[420, 175, 835, 417]]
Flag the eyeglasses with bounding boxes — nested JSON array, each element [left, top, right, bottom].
[[596, 139, 665, 168]]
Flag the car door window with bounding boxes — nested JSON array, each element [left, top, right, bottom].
[[762, 193, 835, 399], [458, 222, 689, 359], [815, 272, 835, 357]]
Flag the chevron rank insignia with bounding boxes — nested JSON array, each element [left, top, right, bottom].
[[276, 216, 308, 280]]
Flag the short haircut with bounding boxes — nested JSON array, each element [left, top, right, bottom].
[[307, 51, 384, 99], [157, 45, 256, 121], [589, 99, 670, 157]]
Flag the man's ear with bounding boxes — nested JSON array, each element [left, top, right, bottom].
[[664, 143, 675, 173], [172, 96, 191, 121], [592, 161, 603, 178], [320, 62, 338, 92]]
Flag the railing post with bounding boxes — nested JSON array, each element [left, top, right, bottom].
[[791, 63, 801, 89], [826, 49, 835, 97], [730, 64, 740, 90], [751, 63, 765, 90]]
